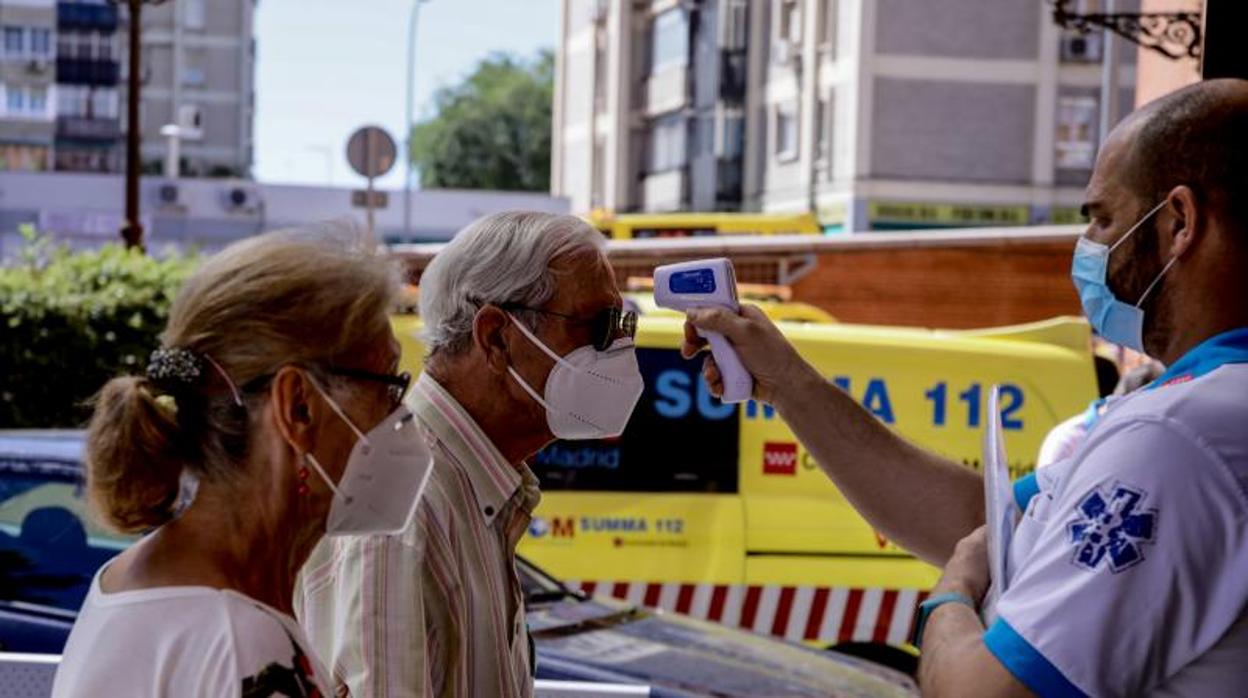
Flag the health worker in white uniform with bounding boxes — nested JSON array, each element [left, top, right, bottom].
[[679, 78, 1248, 697]]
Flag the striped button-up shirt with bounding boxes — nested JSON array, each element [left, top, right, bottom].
[[295, 373, 542, 697]]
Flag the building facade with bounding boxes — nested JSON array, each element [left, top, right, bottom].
[[552, 0, 1138, 232], [0, 0, 57, 172], [0, 0, 253, 177], [133, 0, 255, 177], [0, 171, 571, 259], [54, 0, 121, 172]]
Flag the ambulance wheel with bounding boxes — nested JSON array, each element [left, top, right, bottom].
[[828, 642, 918, 677]]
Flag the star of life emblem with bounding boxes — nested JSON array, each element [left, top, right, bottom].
[[1067, 482, 1158, 573]]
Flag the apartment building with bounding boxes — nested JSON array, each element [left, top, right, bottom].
[[54, 0, 121, 172], [554, 0, 749, 214], [553, 0, 1138, 231], [0, 0, 254, 176], [0, 0, 56, 171], [133, 0, 256, 177]]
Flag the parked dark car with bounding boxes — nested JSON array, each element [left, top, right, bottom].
[[0, 431, 917, 696]]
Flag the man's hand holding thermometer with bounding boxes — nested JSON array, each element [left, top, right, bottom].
[[654, 258, 756, 403]]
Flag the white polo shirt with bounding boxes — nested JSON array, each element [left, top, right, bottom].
[[984, 328, 1248, 697]]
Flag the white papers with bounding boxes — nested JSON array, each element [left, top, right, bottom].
[[981, 385, 1019, 626]]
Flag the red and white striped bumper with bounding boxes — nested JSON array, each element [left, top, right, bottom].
[[566, 581, 931, 648]]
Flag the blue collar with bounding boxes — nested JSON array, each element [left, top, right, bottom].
[[1081, 397, 1107, 429], [1148, 327, 1248, 390]]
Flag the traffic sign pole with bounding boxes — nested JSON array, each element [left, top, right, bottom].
[[345, 125, 397, 247]]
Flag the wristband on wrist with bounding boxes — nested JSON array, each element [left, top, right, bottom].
[[910, 592, 977, 650]]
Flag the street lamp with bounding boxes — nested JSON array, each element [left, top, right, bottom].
[[404, 0, 430, 240], [111, 0, 168, 251]]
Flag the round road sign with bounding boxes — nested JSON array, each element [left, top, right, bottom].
[[346, 126, 398, 178]]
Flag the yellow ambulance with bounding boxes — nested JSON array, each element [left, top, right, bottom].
[[393, 308, 1097, 661]]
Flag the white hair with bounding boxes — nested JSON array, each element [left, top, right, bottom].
[[419, 211, 607, 355]]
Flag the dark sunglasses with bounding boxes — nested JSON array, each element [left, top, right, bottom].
[[500, 303, 637, 351], [328, 366, 412, 408]]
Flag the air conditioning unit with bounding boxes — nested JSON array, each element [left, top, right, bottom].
[[1061, 33, 1103, 63], [772, 39, 796, 66], [221, 185, 261, 213], [26, 58, 50, 74], [156, 182, 185, 208], [177, 104, 205, 141]]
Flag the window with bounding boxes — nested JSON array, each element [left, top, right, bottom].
[[58, 85, 84, 117], [774, 102, 798, 161], [777, 0, 802, 44], [649, 113, 687, 172], [1, 86, 54, 118], [818, 0, 837, 52], [182, 57, 206, 87], [92, 88, 119, 118], [96, 33, 116, 61], [0, 143, 49, 171], [75, 32, 93, 59], [530, 348, 739, 493], [183, 0, 206, 30], [1056, 96, 1098, 170], [815, 96, 830, 162], [0, 454, 135, 611], [650, 8, 688, 73], [3, 26, 24, 55], [30, 29, 51, 58], [57, 31, 75, 58], [28, 86, 47, 115], [7, 87, 25, 114], [718, 110, 745, 160]]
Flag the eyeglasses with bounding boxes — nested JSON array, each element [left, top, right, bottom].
[[328, 366, 412, 408], [500, 304, 637, 351]]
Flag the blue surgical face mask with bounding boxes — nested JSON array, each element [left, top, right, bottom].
[[1071, 200, 1177, 352]]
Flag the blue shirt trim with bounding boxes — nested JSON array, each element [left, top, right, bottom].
[[1013, 473, 1040, 511], [1148, 327, 1248, 389], [1080, 397, 1106, 430], [983, 618, 1087, 698]]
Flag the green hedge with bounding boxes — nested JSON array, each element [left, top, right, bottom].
[[1, 228, 197, 428]]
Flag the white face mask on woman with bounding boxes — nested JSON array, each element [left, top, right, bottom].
[[304, 379, 434, 536], [505, 314, 645, 440]]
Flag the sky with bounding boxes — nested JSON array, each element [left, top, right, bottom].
[[253, 0, 558, 189]]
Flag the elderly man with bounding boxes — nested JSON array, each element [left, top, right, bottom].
[[295, 212, 643, 697], [684, 79, 1248, 696]]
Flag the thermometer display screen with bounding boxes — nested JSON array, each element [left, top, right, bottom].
[[669, 268, 717, 295]]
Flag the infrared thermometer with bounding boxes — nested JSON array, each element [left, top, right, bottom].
[[653, 258, 754, 403]]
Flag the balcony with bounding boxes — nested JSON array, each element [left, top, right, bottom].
[[56, 58, 120, 86], [56, 115, 121, 142], [719, 50, 747, 103], [715, 158, 744, 208], [641, 168, 687, 212], [58, 3, 120, 32], [644, 66, 689, 117]]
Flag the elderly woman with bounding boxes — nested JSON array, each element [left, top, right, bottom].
[[52, 229, 431, 697]]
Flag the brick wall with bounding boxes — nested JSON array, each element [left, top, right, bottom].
[[791, 241, 1080, 328]]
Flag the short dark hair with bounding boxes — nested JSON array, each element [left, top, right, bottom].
[[1125, 79, 1248, 243]]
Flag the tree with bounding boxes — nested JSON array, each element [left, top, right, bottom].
[[410, 50, 553, 192]]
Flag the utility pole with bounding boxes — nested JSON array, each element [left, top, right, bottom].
[[404, 0, 430, 240], [114, 0, 167, 250], [1098, 0, 1121, 149]]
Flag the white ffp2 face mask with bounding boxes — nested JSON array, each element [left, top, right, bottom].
[[506, 314, 645, 440], [304, 380, 434, 536]]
